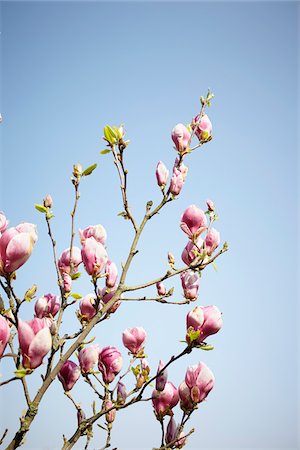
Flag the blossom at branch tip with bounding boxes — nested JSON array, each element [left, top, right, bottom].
[[18, 318, 52, 369], [0, 223, 38, 275], [81, 237, 108, 278], [205, 228, 220, 256], [58, 247, 82, 274], [171, 124, 191, 153], [0, 315, 10, 358], [122, 327, 147, 356], [34, 293, 60, 319], [43, 194, 53, 208], [99, 287, 122, 314], [206, 199, 215, 212], [79, 224, 107, 246], [165, 417, 186, 448], [170, 167, 184, 196], [98, 346, 123, 384], [156, 359, 168, 392], [186, 305, 222, 344], [117, 381, 127, 405], [156, 282, 166, 296], [152, 381, 179, 419], [156, 161, 169, 188], [181, 237, 204, 266], [184, 362, 215, 403], [0, 212, 9, 235], [180, 205, 207, 240], [192, 113, 212, 141], [105, 260, 118, 288], [79, 293, 97, 321], [58, 360, 81, 391], [180, 270, 200, 301], [78, 344, 100, 374]]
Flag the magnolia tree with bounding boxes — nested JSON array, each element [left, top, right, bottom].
[[0, 91, 228, 450]]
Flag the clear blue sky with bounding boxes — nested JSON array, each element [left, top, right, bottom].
[[0, 1, 299, 449]]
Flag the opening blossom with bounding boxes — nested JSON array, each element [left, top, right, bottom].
[[78, 344, 100, 374], [79, 224, 107, 246], [181, 237, 204, 266], [180, 205, 207, 239], [98, 346, 123, 383], [171, 124, 191, 153], [186, 305, 223, 344], [58, 247, 82, 274], [81, 238, 108, 278], [192, 113, 212, 141], [79, 293, 97, 321], [152, 381, 179, 419], [58, 360, 81, 391], [122, 327, 147, 356], [180, 270, 200, 301], [184, 362, 215, 404], [18, 318, 52, 369], [0, 315, 10, 358], [205, 228, 220, 256], [34, 293, 60, 319]]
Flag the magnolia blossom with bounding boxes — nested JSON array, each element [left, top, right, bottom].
[[79, 293, 97, 321], [180, 270, 200, 301], [172, 124, 191, 153], [184, 362, 215, 403], [192, 113, 212, 141], [0, 212, 8, 234], [181, 237, 204, 266], [104, 399, 116, 424], [117, 381, 127, 405], [0, 223, 38, 275], [58, 360, 81, 391], [63, 273, 72, 293], [173, 158, 188, 180], [152, 381, 179, 419], [18, 318, 52, 369], [156, 359, 168, 391], [58, 247, 82, 274], [79, 224, 107, 246], [170, 167, 184, 196], [205, 228, 220, 256], [156, 161, 169, 188], [180, 205, 207, 239], [165, 417, 186, 448], [0, 315, 10, 358], [122, 327, 147, 355], [78, 344, 100, 373], [156, 282, 166, 296], [98, 346, 123, 383], [206, 199, 215, 212], [81, 238, 108, 277], [35, 293, 60, 319], [178, 381, 194, 412], [43, 194, 53, 208], [186, 305, 223, 344], [105, 260, 118, 288], [100, 287, 121, 314]]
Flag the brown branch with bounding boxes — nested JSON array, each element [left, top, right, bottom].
[[122, 296, 191, 305], [0, 429, 8, 446], [0, 376, 19, 387]]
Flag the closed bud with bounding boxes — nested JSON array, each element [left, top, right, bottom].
[[81, 238, 108, 278], [180, 270, 200, 301], [180, 205, 207, 240], [156, 161, 169, 188], [122, 327, 147, 356], [168, 252, 175, 266], [73, 163, 82, 178], [181, 237, 204, 266], [77, 408, 86, 426], [58, 247, 82, 275], [205, 228, 220, 256], [63, 273, 72, 293], [156, 359, 168, 391], [156, 282, 166, 296], [79, 293, 97, 321], [98, 346, 123, 384], [78, 344, 100, 374], [25, 284, 38, 301], [206, 199, 215, 212], [170, 167, 184, 196], [104, 399, 116, 423], [117, 381, 127, 405], [172, 124, 191, 153], [18, 318, 52, 369], [58, 360, 81, 391], [141, 358, 150, 376], [43, 194, 53, 208], [192, 114, 212, 142], [0, 315, 10, 357], [105, 261, 118, 288]]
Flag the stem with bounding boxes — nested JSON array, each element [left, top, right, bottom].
[[45, 215, 64, 294], [160, 419, 165, 447], [0, 376, 19, 387], [69, 181, 80, 272]]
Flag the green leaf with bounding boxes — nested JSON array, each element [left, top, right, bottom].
[[104, 125, 117, 144], [15, 369, 32, 378], [71, 293, 82, 300], [117, 211, 127, 217], [71, 272, 81, 280], [100, 149, 111, 155], [35, 204, 48, 213], [199, 344, 214, 351], [82, 163, 97, 177], [212, 262, 218, 272], [131, 365, 140, 377]]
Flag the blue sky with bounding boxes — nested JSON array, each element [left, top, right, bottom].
[[0, 1, 299, 449]]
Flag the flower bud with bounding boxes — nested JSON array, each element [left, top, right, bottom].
[[156, 282, 166, 296], [0, 224, 38, 275], [152, 381, 179, 419], [185, 362, 214, 403], [186, 306, 204, 343], [77, 409, 86, 426], [58, 247, 82, 274], [73, 163, 82, 178], [172, 124, 191, 153], [181, 237, 204, 266], [63, 273, 72, 293], [180, 205, 207, 240], [78, 344, 100, 374], [100, 288, 121, 314], [205, 228, 220, 256], [98, 346, 123, 384], [122, 327, 147, 356], [168, 252, 175, 266], [180, 270, 200, 301], [156, 359, 168, 391], [173, 158, 188, 180], [0, 212, 9, 234], [192, 113, 212, 141], [165, 417, 186, 447], [104, 399, 116, 424], [0, 315, 10, 357], [79, 293, 97, 321], [24, 284, 38, 301], [117, 381, 127, 405], [79, 224, 107, 245], [178, 381, 194, 412], [35, 293, 60, 319], [141, 358, 150, 376], [105, 261, 118, 288], [170, 168, 184, 196], [206, 199, 215, 212], [156, 161, 169, 188], [81, 238, 108, 278], [58, 360, 81, 391], [18, 318, 52, 369], [43, 194, 53, 208], [199, 305, 223, 342]]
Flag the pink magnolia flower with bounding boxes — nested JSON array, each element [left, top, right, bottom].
[[156, 161, 169, 188], [79, 224, 107, 246], [78, 344, 100, 374], [0, 212, 8, 234], [117, 381, 127, 405], [185, 362, 215, 403], [43, 194, 53, 208], [35, 293, 60, 319], [100, 287, 122, 314], [192, 113, 212, 141], [178, 381, 194, 412], [180, 270, 200, 301], [18, 318, 52, 369], [63, 273, 72, 293], [79, 293, 97, 321], [186, 305, 222, 344], [152, 381, 179, 419], [180, 205, 207, 239], [104, 399, 116, 423], [58, 247, 82, 274], [186, 306, 204, 335], [58, 360, 81, 391], [122, 327, 147, 355], [165, 417, 186, 448], [181, 237, 204, 266], [105, 260, 118, 288], [0, 223, 38, 275], [156, 359, 168, 392], [172, 124, 191, 153], [170, 167, 184, 196], [206, 199, 215, 212], [173, 158, 188, 180], [205, 228, 220, 256], [0, 315, 10, 358], [98, 346, 123, 383], [81, 238, 108, 278], [156, 282, 166, 296]]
